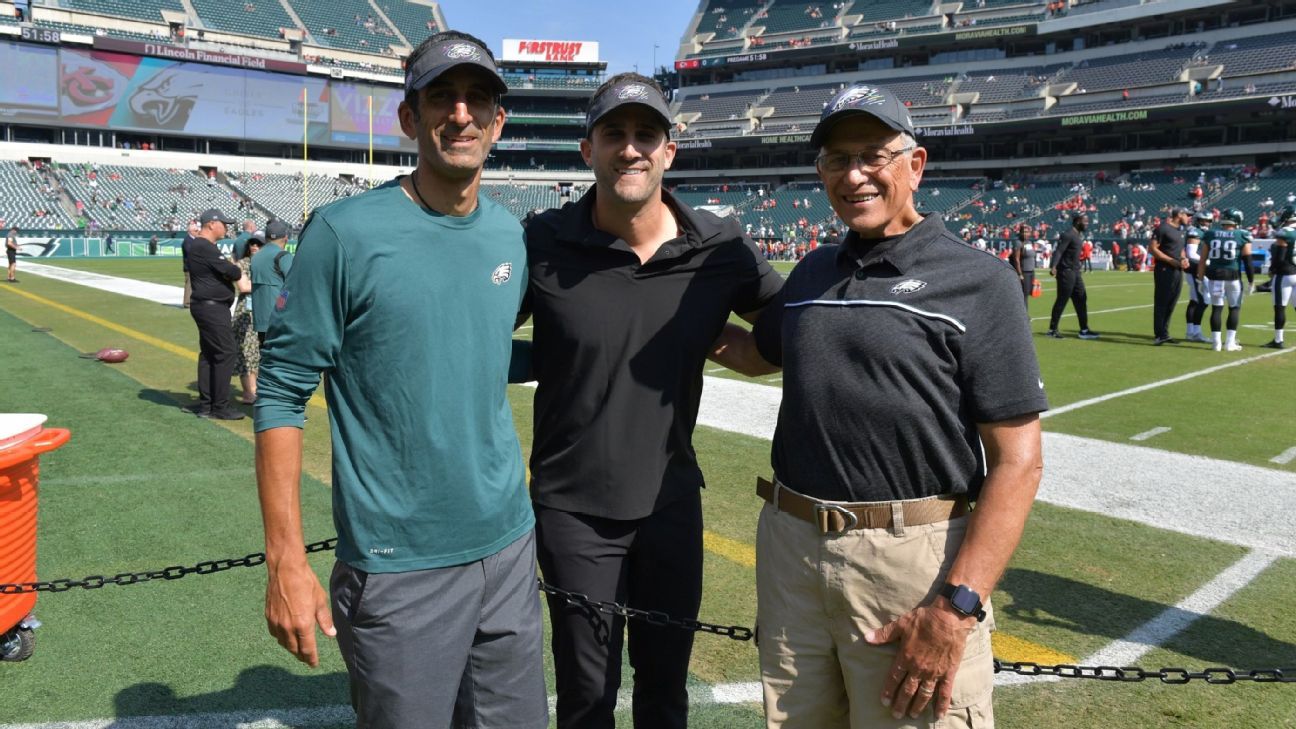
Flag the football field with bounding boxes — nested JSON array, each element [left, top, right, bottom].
[[0, 259, 1292, 728]]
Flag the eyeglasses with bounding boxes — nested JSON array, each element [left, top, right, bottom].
[[814, 144, 916, 174]]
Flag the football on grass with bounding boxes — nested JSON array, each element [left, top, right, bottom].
[[96, 348, 129, 363]]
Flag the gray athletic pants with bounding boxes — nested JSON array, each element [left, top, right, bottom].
[[330, 530, 548, 729]]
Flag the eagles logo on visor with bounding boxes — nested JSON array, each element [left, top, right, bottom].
[[833, 86, 887, 112], [444, 43, 482, 61], [617, 84, 651, 101]]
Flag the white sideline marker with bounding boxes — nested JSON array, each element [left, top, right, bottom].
[[999, 550, 1278, 686], [1081, 550, 1278, 667], [1031, 303, 1152, 322], [706, 367, 726, 373], [1271, 447, 1296, 465], [1129, 426, 1171, 442]]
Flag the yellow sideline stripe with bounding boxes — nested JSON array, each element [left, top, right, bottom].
[[704, 530, 757, 568], [990, 632, 1076, 665], [0, 285, 328, 411]]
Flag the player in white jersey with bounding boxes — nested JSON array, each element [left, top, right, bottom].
[[1183, 211, 1211, 342]]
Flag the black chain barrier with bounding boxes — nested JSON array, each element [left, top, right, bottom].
[[3, 542, 1293, 684]]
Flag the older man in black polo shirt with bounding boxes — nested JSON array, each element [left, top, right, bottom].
[[726, 84, 1046, 728], [186, 208, 245, 420], [519, 72, 782, 729]]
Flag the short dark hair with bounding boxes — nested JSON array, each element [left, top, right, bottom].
[[403, 30, 498, 114]]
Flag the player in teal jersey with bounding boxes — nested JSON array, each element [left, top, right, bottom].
[[1263, 219, 1296, 349], [1183, 210, 1212, 342], [1195, 208, 1254, 351]]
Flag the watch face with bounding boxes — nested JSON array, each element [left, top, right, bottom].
[[950, 585, 980, 614]]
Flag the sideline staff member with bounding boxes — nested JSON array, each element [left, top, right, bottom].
[[726, 84, 1046, 728], [254, 31, 546, 729], [1046, 214, 1100, 339], [249, 218, 293, 348], [521, 73, 782, 729], [187, 208, 245, 420], [1150, 208, 1190, 344], [1011, 226, 1037, 303]]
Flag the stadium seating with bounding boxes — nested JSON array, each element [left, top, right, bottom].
[[229, 171, 367, 224], [757, 82, 841, 118], [1047, 92, 1187, 116], [1212, 167, 1296, 219], [56, 164, 225, 231], [1052, 45, 1198, 92], [751, 1, 839, 36], [1199, 33, 1296, 77], [58, 0, 182, 22], [0, 161, 78, 230], [955, 66, 1065, 103], [957, 11, 1045, 27], [480, 183, 561, 219], [372, 0, 440, 49], [695, 0, 766, 41], [190, 0, 296, 40], [851, 0, 936, 23], [914, 177, 982, 216], [289, 0, 402, 53], [679, 89, 763, 123]]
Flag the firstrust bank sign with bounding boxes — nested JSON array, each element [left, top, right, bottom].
[[503, 39, 600, 64]]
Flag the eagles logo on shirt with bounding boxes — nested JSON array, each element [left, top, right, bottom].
[[491, 262, 512, 285], [890, 279, 927, 294]]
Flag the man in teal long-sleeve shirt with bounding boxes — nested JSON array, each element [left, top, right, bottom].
[[253, 31, 547, 729]]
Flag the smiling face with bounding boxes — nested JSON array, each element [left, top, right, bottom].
[[581, 105, 676, 207], [816, 115, 925, 239], [399, 66, 505, 184]]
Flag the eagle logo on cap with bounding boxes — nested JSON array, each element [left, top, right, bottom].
[[444, 43, 481, 61], [617, 84, 651, 101], [832, 86, 887, 112], [890, 279, 927, 294]]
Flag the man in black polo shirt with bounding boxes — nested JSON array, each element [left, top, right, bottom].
[[519, 73, 782, 729], [727, 84, 1046, 728], [1046, 213, 1100, 339], [186, 208, 245, 420], [1150, 208, 1190, 344]]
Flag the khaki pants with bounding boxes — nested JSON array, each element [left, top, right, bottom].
[[756, 496, 995, 729], [183, 271, 192, 307]]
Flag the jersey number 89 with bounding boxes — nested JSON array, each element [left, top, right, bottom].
[[1208, 239, 1237, 261]]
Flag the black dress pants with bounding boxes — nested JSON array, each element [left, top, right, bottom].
[[190, 300, 236, 412], [535, 492, 703, 729], [1049, 269, 1090, 331], [1153, 264, 1184, 339]]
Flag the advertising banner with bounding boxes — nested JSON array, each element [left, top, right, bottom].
[[502, 39, 599, 64]]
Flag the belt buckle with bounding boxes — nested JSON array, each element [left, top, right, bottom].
[[814, 503, 860, 536]]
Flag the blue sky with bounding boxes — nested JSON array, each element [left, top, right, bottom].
[[438, 0, 700, 76]]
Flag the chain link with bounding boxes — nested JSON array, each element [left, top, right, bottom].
[[0, 538, 335, 596], [536, 581, 755, 642], [5, 544, 1295, 672], [993, 660, 1295, 684]]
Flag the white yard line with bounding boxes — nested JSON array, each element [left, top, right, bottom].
[[706, 366, 726, 373], [996, 550, 1279, 686], [1043, 347, 1295, 418], [1030, 303, 1152, 321], [20, 262, 183, 306], [1081, 550, 1278, 667], [1129, 426, 1171, 441], [1271, 447, 1296, 465]]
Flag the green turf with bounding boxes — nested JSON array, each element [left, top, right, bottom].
[[1, 263, 1293, 729]]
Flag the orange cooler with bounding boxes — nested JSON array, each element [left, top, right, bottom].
[[0, 414, 71, 658]]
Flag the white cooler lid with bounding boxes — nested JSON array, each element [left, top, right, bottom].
[[0, 414, 49, 450]]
